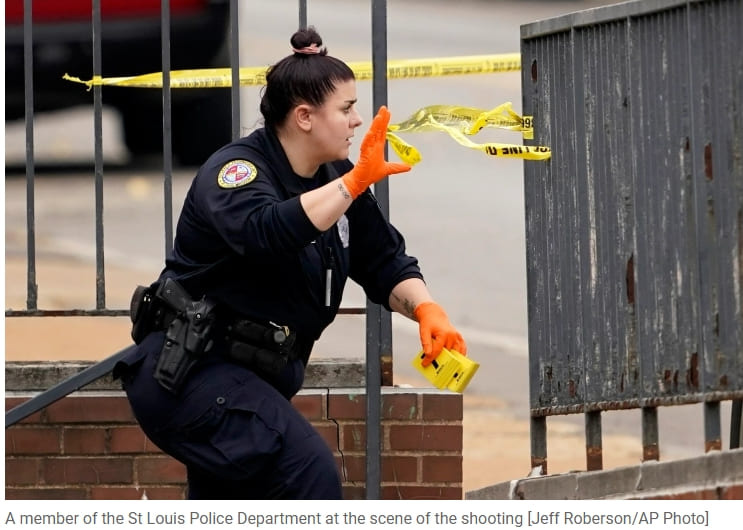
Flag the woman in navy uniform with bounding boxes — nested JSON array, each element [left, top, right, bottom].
[[116, 26, 467, 499]]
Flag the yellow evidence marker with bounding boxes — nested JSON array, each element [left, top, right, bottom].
[[411, 348, 479, 393]]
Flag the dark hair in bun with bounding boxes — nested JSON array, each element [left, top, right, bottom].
[[290, 26, 327, 56], [260, 26, 355, 130]]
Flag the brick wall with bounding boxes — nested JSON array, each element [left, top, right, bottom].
[[6, 388, 463, 500]]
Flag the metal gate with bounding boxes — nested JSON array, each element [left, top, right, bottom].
[[522, 0, 743, 472], [6, 0, 396, 499]]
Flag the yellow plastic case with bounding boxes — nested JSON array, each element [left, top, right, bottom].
[[411, 348, 479, 393]]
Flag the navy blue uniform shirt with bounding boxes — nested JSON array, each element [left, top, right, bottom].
[[131, 126, 422, 367]]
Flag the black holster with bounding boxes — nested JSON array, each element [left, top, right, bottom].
[[152, 278, 217, 394]]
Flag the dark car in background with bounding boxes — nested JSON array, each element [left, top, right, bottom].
[[5, 0, 232, 166]]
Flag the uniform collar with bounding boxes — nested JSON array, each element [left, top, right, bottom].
[[263, 126, 333, 195]]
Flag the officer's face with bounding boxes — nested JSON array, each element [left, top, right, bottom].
[[311, 79, 363, 162]]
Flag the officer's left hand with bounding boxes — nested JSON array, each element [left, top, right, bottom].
[[341, 106, 411, 199], [413, 301, 467, 367]]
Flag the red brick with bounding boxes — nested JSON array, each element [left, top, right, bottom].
[[381, 485, 462, 500], [64, 427, 106, 455], [6, 397, 45, 423], [6, 458, 40, 485], [328, 394, 365, 419], [43, 457, 133, 484], [421, 455, 462, 482], [6, 427, 60, 454], [338, 454, 365, 482], [421, 393, 462, 421], [342, 423, 366, 451], [137, 486, 186, 500], [720, 485, 743, 500], [292, 394, 325, 420], [382, 455, 419, 483], [388, 424, 462, 451], [311, 422, 339, 452], [89, 487, 149, 500], [90, 486, 185, 500], [382, 394, 419, 420], [45, 396, 135, 423], [5, 487, 88, 500], [422, 425, 462, 451], [387, 424, 422, 451], [109, 426, 162, 454], [335, 455, 420, 484], [342, 485, 366, 500], [135, 456, 187, 484]]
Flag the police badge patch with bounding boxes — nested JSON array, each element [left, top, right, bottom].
[[217, 160, 258, 188], [337, 214, 350, 248]]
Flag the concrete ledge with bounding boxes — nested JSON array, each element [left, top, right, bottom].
[[5, 358, 365, 392], [466, 448, 743, 499]]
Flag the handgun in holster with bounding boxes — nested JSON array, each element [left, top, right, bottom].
[[152, 277, 217, 394]]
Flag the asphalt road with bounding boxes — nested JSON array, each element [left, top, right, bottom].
[[5, 0, 732, 458]]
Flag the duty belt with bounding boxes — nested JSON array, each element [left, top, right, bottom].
[[130, 277, 298, 393]]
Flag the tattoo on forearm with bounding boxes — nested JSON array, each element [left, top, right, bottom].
[[338, 181, 352, 200], [392, 293, 417, 318]]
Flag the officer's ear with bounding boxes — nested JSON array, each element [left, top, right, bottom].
[[294, 104, 313, 133]]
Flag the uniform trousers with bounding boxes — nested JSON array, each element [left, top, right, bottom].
[[121, 331, 342, 499]]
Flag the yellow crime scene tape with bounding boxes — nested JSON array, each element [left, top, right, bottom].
[[63, 52, 550, 162], [386, 103, 550, 163], [62, 53, 521, 89]]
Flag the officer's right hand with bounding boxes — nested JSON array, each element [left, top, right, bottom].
[[341, 106, 411, 199]]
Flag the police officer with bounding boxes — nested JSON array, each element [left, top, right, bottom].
[[115, 26, 467, 500]]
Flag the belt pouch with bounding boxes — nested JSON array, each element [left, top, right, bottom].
[[228, 340, 288, 377], [130, 283, 162, 344]]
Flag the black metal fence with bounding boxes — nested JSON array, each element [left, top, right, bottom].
[[6, 0, 394, 499], [522, 0, 743, 472]]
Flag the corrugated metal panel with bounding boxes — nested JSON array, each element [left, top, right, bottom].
[[522, 0, 743, 418]]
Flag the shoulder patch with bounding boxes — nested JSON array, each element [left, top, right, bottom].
[[217, 160, 258, 189]]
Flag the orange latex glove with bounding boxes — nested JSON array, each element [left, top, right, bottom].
[[413, 301, 467, 367], [341, 105, 411, 199]]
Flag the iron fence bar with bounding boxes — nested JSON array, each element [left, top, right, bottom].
[[732, 400, 742, 449], [365, 0, 389, 501], [704, 401, 722, 452], [641, 406, 660, 461], [23, 0, 38, 311], [530, 416, 548, 474], [6, 309, 129, 317], [298, 0, 307, 29], [92, 0, 106, 309], [5, 307, 365, 318], [530, 390, 743, 416], [5, 345, 136, 428], [229, 0, 241, 141], [584, 410, 603, 471], [161, 0, 174, 255]]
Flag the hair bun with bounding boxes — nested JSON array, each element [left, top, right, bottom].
[[290, 26, 327, 55]]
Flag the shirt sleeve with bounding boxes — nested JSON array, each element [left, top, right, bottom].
[[192, 155, 320, 258], [347, 190, 424, 310]]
